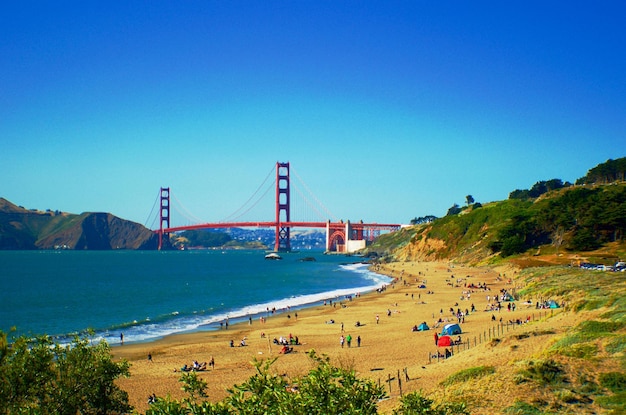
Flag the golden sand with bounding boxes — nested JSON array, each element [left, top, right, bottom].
[[113, 260, 554, 413]]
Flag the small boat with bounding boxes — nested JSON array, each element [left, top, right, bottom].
[[264, 252, 282, 260]]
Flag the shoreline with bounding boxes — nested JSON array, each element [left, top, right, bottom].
[[113, 260, 545, 413], [110, 262, 394, 347]]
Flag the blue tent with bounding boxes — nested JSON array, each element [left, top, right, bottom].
[[441, 323, 462, 335], [548, 300, 560, 309], [417, 322, 429, 331]]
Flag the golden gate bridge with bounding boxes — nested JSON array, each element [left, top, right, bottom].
[[153, 162, 401, 252]]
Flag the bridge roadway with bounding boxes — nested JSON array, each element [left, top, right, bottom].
[[160, 221, 401, 234]]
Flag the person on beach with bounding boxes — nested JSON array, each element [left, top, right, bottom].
[[346, 334, 352, 347], [120, 333, 124, 345], [357, 335, 361, 347], [209, 356, 215, 369], [340, 335, 345, 348], [434, 333, 439, 345]]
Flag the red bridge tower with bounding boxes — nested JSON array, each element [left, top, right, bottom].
[[274, 162, 291, 252], [158, 187, 170, 250]]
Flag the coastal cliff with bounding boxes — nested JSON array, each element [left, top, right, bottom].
[[0, 198, 158, 250]]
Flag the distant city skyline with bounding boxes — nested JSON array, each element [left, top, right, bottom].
[[2, 1, 625, 226]]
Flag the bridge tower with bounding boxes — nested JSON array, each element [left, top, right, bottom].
[[274, 162, 291, 252], [158, 187, 170, 250]]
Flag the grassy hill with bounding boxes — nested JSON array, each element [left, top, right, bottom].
[[370, 182, 625, 266], [0, 198, 158, 250]]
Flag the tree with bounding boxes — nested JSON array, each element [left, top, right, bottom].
[[410, 215, 437, 225], [0, 331, 131, 415], [465, 195, 474, 206], [509, 189, 530, 200], [446, 204, 462, 216]]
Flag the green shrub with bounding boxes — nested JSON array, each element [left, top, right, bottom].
[[515, 359, 565, 386], [604, 335, 626, 354], [392, 391, 469, 415], [441, 366, 496, 386], [599, 372, 626, 393], [0, 331, 131, 415], [502, 400, 544, 414]]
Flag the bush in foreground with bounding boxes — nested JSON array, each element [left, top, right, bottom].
[[0, 331, 131, 415]]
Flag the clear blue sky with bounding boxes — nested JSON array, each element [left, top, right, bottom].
[[2, 1, 625, 227]]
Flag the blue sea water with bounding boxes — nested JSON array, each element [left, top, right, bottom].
[[0, 250, 391, 345]]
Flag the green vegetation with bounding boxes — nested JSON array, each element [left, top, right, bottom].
[[502, 401, 546, 415], [576, 158, 626, 185], [372, 158, 626, 262], [372, 183, 626, 262], [514, 359, 565, 386], [392, 392, 469, 415], [440, 366, 496, 386], [0, 199, 158, 250], [149, 351, 389, 414], [176, 229, 233, 248], [0, 331, 131, 414]]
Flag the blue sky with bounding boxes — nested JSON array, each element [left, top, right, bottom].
[[2, 1, 625, 227]]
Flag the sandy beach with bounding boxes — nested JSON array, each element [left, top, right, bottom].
[[113, 260, 552, 413]]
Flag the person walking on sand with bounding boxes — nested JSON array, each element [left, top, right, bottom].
[[340, 335, 345, 348], [357, 335, 361, 347], [434, 333, 439, 346], [346, 334, 352, 347]]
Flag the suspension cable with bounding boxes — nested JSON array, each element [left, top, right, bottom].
[[293, 186, 329, 221], [172, 193, 205, 225], [144, 190, 161, 229], [219, 165, 275, 222], [222, 180, 274, 222], [291, 167, 338, 221]]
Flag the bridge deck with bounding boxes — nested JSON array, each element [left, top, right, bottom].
[[159, 221, 401, 234]]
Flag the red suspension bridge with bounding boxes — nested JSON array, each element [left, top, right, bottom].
[[154, 162, 402, 252]]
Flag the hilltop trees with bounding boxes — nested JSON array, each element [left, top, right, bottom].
[[576, 157, 626, 184], [410, 215, 437, 225], [509, 179, 570, 200], [446, 204, 462, 216]]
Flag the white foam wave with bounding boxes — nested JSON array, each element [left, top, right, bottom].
[[93, 263, 393, 345]]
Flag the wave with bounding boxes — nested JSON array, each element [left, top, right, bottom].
[[85, 262, 392, 346]]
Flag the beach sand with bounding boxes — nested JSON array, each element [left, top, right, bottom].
[[113, 260, 555, 413]]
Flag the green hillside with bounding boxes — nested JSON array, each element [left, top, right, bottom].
[[371, 158, 626, 265], [0, 198, 158, 250]]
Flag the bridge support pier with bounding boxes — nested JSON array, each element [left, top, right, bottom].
[[325, 220, 368, 253]]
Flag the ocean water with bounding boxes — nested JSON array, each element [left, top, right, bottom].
[[0, 250, 391, 345]]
